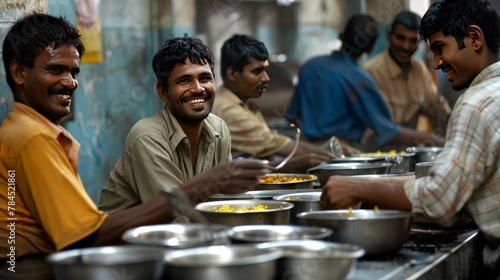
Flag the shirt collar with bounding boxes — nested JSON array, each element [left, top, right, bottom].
[[384, 48, 415, 78]]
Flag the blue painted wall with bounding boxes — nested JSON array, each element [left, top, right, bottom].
[[0, 1, 177, 202]]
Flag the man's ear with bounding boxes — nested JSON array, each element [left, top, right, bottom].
[[468, 25, 484, 50], [10, 60, 26, 85], [156, 82, 168, 103], [227, 66, 238, 82]]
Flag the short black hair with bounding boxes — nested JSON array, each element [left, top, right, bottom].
[[390, 11, 421, 33], [152, 34, 215, 88], [2, 13, 84, 93], [220, 34, 268, 81], [341, 14, 379, 55], [419, 0, 500, 53]]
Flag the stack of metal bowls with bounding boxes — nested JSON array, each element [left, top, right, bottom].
[[307, 162, 392, 186], [47, 246, 165, 280], [163, 244, 282, 280], [272, 191, 324, 225], [257, 239, 365, 280], [406, 146, 444, 167], [297, 209, 414, 256], [228, 225, 332, 243], [195, 200, 294, 226], [245, 189, 319, 200], [121, 224, 230, 249]]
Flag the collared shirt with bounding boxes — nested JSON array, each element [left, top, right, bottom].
[[98, 105, 232, 213], [405, 61, 500, 246], [0, 102, 107, 257], [286, 51, 400, 147], [363, 49, 440, 128], [212, 86, 291, 158]]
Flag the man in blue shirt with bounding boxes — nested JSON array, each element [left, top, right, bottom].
[[286, 14, 445, 151]]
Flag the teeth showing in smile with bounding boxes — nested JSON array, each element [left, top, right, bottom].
[[56, 94, 71, 100], [186, 98, 205, 105]]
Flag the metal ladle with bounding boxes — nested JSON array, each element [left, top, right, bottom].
[[162, 187, 210, 224], [274, 126, 300, 170]]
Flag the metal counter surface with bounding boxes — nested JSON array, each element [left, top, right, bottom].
[[351, 228, 482, 280]]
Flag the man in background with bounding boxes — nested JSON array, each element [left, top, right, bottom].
[[212, 34, 350, 174], [363, 11, 451, 133], [286, 14, 445, 152]]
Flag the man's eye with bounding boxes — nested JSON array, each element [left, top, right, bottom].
[[200, 77, 213, 82]]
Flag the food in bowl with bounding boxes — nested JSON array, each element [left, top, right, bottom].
[[359, 150, 407, 156], [211, 204, 271, 212], [259, 174, 316, 183], [195, 200, 294, 226], [256, 173, 317, 190]]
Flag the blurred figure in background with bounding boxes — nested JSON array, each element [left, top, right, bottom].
[[212, 34, 352, 173], [363, 11, 451, 135], [286, 14, 445, 152], [322, 0, 500, 276]]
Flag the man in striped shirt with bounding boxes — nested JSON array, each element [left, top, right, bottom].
[[321, 0, 500, 275]]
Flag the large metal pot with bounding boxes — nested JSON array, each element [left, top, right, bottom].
[[307, 162, 392, 186], [406, 146, 443, 167], [297, 210, 413, 256], [47, 246, 165, 280], [257, 240, 365, 280], [272, 192, 324, 225], [331, 154, 414, 174], [163, 244, 282, 280], [195, 200, 294, 226]]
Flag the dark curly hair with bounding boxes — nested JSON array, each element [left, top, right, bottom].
[[2, 13, 84, 93], [341, 14, 379, 56], [419, 0, 500, 53], [152, 34, 215, 89], [220, 34, 268, 81]]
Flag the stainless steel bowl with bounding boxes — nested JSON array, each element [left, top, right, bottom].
[[228, 225, 332, 243], [122, 224, 230, 249], [406, 146, 443, 166], [208, 193, 254, 201], [256, 173, 317, 190], [272, 192, 324, 225], [415, 161, 435, 178], [297, 210, 413, 256], [163, 244, 282, 280], [47, 246, 165, 280], [195, 200, 294, 226], [257, 240, 365, 280], [307, 162, 392, 186], [246, 189, 319, 200]]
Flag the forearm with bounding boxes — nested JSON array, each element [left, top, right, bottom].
[[92, 194, 173, 246], [359, 180, 413, 211], [394, 127, 445, 147]]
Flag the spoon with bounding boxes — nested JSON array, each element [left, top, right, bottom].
[[162, 187, 211, 224], [274, 125, 300, 170]]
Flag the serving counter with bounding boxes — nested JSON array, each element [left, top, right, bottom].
[[352, 228, 483, 280]]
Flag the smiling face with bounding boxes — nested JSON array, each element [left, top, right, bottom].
[[230, 58, 270, 103], [12, 43, 80, 124], [157, 59, 215, 125], [428, 30, 480, 90], [388, 24, 419, 66]]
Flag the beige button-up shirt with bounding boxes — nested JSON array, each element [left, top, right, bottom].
[[98, 105, 232, 213], [363, 49, 441, 128], [212, 86, 291, 158]]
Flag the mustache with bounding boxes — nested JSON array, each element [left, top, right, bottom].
[[49, 86, 74, 95]]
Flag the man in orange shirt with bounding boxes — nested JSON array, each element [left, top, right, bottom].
[[0, 14, 269, 279]]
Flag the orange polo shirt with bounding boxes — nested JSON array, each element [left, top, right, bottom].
[[0, 102, 107, 257]]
